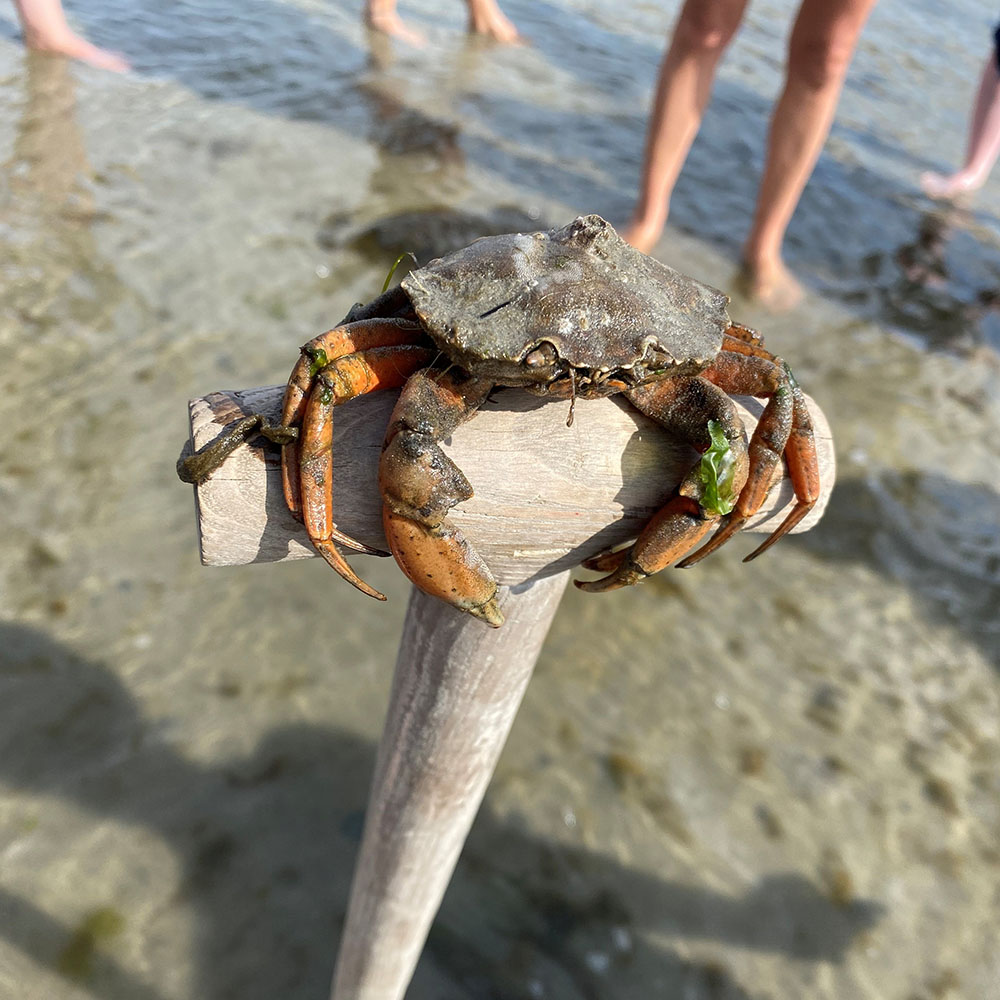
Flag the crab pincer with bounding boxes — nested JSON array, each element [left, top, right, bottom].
[[379, 369, 503, 626]]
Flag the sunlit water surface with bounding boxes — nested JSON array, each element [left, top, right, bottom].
[[1, 1, 998, 998]]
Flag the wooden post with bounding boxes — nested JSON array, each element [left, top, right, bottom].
[[180, 385, 835, 1000], [331, 574, 570, 999]]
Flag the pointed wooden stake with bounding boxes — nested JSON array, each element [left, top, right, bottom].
[[331, 574, 570, 1000]]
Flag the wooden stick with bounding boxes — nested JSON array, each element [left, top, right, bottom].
[[179, 383, 835, 1000], [183, 385, 834, 586], [330, 574, 571, 1000]]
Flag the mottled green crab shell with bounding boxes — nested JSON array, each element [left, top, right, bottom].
[[400, 214, 730, 385]]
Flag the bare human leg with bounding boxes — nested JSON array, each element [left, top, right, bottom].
[[363, 0, 427, 46], [740, 0, 877, 310], [624, 0, 749, 253], [363, 0, 520, 46], [464, 0, 520, 43], [13, 0, 129, 72], [922, 53, 1000, 199]]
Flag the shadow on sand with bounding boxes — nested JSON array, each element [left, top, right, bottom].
[[1, 621, 883, 1000]]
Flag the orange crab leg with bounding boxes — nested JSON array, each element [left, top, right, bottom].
[[723, 320, 767, 350], [299, 344, 434, 599], [741, 397, 819, 560], [677, 349, 818, 567], [713, 321, 819, 557], [281, 317, 424, 516]]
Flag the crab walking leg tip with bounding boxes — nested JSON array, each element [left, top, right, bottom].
[[575, 576, 621, 593], [742, 535, 777, 562], [316, 541, 387, 601], [742, 501, 815, 562], [177, 414, 265, 484]]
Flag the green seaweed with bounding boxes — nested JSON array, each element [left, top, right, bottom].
[[380, 251, 417, 294], [305, 346, 329, 378], [698, 420, 737, 516]]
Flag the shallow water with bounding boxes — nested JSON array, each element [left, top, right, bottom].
[[1, 1, 998, 998]]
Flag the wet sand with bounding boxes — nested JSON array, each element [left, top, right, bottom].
[[1, 1, 999, 998]]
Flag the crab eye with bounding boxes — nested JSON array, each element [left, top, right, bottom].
[[645, 345, 676, 369], [525, 342, 558, 367]]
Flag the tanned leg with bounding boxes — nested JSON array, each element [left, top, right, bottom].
[[363, 0, 426, 46], [922, 53, 1000, 199], [13, 0, 129, 71], [741, 0, 876, 309], [624, 0, 749, 253], [464, 0, 520, 42]]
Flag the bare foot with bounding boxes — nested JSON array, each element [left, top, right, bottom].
[[467, 2, 522, 43], [621, 216, 663, 255], [363, 6, 426, 47], [24, 28, 129, 72], [739, 257, 803, 312], [920, 169, 982, 200]]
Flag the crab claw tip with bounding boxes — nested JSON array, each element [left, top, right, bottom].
[[466, 594, 504, 627]]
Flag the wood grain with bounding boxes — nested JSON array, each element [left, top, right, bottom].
[[330, 575, 571, 1000]]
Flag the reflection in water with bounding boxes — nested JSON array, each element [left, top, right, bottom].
[[356, 35, 469, 217], [315, 36, 552, 273], [7, 53, 90, 204], [0, 52, 121, 344], [0, 51, 139, 639]]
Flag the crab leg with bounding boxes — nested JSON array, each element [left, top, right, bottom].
[[576, 375, 750, 592], [713, 322, 820, 556], [723, 320, 768, 351], [676, 348, 819, 567], [299, 344, 435, 599], [379, 369, 502, 626], [281, 317, 424, 518]]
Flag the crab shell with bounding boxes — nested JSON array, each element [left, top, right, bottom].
[[400, 214, 731, 392]]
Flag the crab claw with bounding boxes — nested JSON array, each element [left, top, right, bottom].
[[675, 514, 747, 568], [580, 547, 629, 574], [576, 496, 715, 592]]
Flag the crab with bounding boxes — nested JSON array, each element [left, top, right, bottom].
[[180, 215, 819, 627]]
